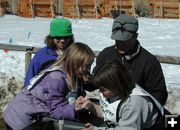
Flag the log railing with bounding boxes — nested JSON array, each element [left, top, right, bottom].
[[0, 43, 180, 73]]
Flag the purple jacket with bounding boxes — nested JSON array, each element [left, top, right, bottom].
[[3, 70, 85, 130]]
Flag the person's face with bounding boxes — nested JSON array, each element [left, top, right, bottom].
[[53, 36, 72, 50], [115, 34, 137, 54], [77, 60, 94, 81], [99, 87, 116, 98]]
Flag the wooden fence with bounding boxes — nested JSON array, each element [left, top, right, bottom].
[[0, 43, 180, 73], [1, 0, 180, 19]]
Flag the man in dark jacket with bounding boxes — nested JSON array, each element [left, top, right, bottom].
[[93, 14, 167, 105]]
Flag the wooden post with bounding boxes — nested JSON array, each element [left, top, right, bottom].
[[73, 0, 79, 19], [50, 0, 55, 18], [179, 2, 180, 19], [94, 0, 98, 19], [57, 0, 63, 15], [14, 0, 18, 14], [153, 0, 155, 18], [115, 0, 118, 10], [25, 51, 32, 74], [75, 0, 80, 18], [160, 0, 163, 18], [73, 0, 75, 19], [30, 0, 35, 18], [131, 0, 136, 16]]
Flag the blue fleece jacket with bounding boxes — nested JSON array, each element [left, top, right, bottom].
[[24, 46, 58, 87]]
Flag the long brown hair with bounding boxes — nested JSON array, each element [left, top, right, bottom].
[[95, 60, 135, 99], [53, 42, 94, 89]]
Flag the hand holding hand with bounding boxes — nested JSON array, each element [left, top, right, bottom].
[[75, 96, 89, 111]]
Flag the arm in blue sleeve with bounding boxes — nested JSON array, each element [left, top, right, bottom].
[[24, 57, 40, 87]]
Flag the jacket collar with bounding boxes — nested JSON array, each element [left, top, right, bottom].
[[131, 84, 164, 115], [124, 42, 140, 60], [46, 46, 58, 56]]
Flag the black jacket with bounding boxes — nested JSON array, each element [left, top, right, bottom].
[[93, 41, 168, 105]]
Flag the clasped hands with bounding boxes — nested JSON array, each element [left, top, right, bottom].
[[75, 96, 94, 130], [75, 96, 90, 111]]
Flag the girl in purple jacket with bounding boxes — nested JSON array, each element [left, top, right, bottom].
[[3, 42, 94, 130]]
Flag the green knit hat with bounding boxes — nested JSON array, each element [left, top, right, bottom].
[[50, 18, 73, 37]]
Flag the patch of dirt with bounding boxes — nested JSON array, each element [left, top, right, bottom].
[[0, 72, 23, 129], [0, 116, 5, 130], [0, 72, 23, 114]]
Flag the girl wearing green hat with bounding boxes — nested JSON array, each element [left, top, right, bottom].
[[24, 18, 74, 87]]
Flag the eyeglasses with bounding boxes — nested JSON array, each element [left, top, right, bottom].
[[53, 36, 71, 40]]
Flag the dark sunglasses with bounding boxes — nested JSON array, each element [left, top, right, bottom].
[[53, 36, 71, 40]]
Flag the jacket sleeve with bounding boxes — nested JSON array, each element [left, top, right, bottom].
[[144, 58, 168, 105], [24, 57, 40, 87], [43, 72, 75, 120]]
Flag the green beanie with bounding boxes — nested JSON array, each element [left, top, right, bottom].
[[50, 18, 73, 37]]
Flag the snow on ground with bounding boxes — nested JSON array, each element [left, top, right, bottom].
[[0, 15, 180, 114]]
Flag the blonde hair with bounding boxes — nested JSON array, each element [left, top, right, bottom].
[[53, 42, 94, 89]]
